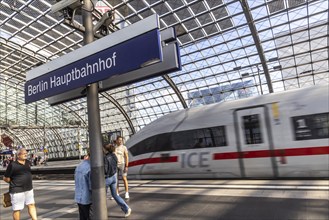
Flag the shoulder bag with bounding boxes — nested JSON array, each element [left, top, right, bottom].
[[2, 192, 12, 208]]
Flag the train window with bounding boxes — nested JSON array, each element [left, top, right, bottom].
[[156, 133, 172, 151], [144, 136, 157, 152], [210, 127, 227, 146], [203, 129, 213, 147], [192, 129, 206, 148], [129, 135, 157, 156], [243, 114, 263, 144], [129, 126, 227, 156], [177, 126, 227, 149], [172, 130, 195, 150], [292, 113, 329, 140]]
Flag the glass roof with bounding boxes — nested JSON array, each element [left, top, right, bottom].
[[0, 0, 328, 153]]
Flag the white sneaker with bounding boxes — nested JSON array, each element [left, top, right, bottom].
[[124, 208, 131, 218], [125, 192, 130, 199]]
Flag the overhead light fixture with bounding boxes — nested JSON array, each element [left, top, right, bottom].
[[233, 66, 242, 71], [268, 57, 278, 62], [300, 70, 312, 75], [273, 65, 282, 70]]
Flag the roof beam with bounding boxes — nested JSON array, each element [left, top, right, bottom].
[[162, 74, 188, 109], [100, 92, 136, 135], [239, 0, 273, 93]]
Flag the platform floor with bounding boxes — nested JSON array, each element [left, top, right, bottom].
[[0, 179, 328, 220]]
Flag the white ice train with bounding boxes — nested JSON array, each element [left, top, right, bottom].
[[126, 85, 329, 179]]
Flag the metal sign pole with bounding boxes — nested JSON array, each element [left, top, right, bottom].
[[82, 1, 108, 219]]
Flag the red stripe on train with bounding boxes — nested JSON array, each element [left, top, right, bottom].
[[213, 146, 329, 160], [129, 146, 329, 167], [129, 156, 178, 167]]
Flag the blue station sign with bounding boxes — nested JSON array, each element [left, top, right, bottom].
[[25, 29, 162, 104]]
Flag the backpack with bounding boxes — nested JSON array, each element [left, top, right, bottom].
[[104, 153, 117, 177]]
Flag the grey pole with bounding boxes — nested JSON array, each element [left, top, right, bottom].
[[78, 128, 81, 161], [82, 1, 108, 219], [256, 65, 263, 95]]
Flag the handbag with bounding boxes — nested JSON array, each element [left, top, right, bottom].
[[2, 192, 12, 208]]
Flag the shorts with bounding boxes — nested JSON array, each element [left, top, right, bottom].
[[11, 189, 35, 211], [117, 163, 127, 177]]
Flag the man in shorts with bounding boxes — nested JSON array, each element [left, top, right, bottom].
[[3, 148, 37, 220], [115, 136, 130, 199]]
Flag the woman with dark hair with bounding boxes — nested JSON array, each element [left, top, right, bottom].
[[104, 144, 131, 218]]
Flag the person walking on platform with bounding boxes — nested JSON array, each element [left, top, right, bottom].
[[104, 143, 132, 218], [74, 150, 92, 220], [115, 136, 130, 199], [43, 147, 48, 166], [3, 148, 38, 220]]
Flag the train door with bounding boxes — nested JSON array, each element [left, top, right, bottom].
[[235, 106, 277, 178]]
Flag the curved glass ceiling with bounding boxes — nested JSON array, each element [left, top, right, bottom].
[[0, 0, 328, 156]]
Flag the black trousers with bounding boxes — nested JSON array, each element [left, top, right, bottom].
[[78, 203, 92, 220]]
